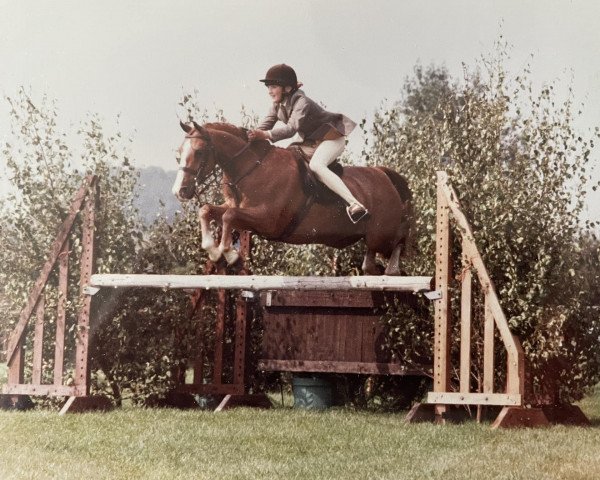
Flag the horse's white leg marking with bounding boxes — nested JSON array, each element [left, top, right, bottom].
[[218, 212, 239, 265], [199, 205, 222, 262], [219, 243, 239, 265]]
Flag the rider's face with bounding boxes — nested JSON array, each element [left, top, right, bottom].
[[267, 85, 291, 103]]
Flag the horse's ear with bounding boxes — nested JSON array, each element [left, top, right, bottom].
[[192, 121, 205, 134], [180, 121, 192, 133]]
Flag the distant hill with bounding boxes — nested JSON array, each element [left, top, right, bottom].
[[135, 167, 181, 224]]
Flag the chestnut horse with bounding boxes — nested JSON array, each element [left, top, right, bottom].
[[172, 121, 413, 275]]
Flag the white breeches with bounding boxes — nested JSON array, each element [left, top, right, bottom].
[[308, 136, 360, 206]]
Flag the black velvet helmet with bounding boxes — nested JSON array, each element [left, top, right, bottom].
[[260, 64, 298, 87]]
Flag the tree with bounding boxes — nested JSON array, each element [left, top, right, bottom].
[[370, 49, 600, 402], [0, 88, 376, 406], [0, 88, 142, 396]]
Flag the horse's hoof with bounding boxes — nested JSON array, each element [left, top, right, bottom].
[[383, 267, 407, 276], [222, 248, 240, 266], [207, 249, 223, 263]]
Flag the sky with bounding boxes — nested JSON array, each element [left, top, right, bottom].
[[1, 0, 600, 219]]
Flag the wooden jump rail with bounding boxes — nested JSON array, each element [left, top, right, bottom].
[[88, 274, 433, 292]]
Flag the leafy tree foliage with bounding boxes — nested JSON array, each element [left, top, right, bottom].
[[0, 88, 142, 394], [371, 50, 600, 402]]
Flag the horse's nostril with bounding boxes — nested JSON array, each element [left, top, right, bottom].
[[178, 186, 194, 200]]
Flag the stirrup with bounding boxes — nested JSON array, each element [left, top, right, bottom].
[[346, 203, 370, 224]]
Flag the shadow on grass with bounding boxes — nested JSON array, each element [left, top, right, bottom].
[[587, 418, 600, 428]]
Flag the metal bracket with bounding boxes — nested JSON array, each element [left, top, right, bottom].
[[423, 290, 442, 301], [83, 285, 100, 296], [264, 290, 274, 307], [240, 290, 256, 301]]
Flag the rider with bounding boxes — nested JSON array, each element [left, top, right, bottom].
[[247, 64, 369, 223]]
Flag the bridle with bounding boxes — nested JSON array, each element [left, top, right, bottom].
[[179, 129, 270, 204], [180, 133, 217, 196]]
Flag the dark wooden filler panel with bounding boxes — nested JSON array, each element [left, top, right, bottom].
[[258, 290, 425, 376]]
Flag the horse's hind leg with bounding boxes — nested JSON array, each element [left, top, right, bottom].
[[384, 240, 405, 276]]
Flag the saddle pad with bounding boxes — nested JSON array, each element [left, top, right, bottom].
[[287, 144, 344, 205]]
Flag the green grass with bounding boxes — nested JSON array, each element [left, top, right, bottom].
[[1, 368, 599, 480]]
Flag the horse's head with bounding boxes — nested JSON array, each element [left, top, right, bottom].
[[172, 121, 218, 201]]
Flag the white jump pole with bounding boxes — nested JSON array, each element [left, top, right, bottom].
[[89, 274, 432, 293]]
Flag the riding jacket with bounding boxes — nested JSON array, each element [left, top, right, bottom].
[[258, 89, 356, 143]]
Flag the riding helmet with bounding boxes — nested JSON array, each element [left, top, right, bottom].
[[260, 64, 298, 87]]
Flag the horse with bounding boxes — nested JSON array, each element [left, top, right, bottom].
[[172, 121, 413, 275]]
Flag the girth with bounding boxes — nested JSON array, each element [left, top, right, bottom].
[[275, 144, 345, 240]]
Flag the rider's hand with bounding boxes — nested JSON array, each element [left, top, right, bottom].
[[248, 129, 270, 142]]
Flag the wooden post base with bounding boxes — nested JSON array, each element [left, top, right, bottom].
[[405, 403, 477, 424], [0, 394, 35, 411], [214, 394, 272, 412], [405, 403, 435, 423], [541, 404, 590, 426], [491, 406, 550, 429], [59, 396, 113, 415], [407, 403, 558, 428], [163, 391, 204, 409]]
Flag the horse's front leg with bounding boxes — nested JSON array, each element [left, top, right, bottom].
[[219, 206, 271, 265], [199, 204, 228, 262]]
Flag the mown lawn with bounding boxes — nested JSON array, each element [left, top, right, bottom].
[[1, 363, 599, 480]]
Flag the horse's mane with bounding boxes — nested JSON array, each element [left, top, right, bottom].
[[191, 121, 272, 157], [202, 122, 248, 142]]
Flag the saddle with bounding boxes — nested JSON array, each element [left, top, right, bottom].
[[286, 143, 344, 205]]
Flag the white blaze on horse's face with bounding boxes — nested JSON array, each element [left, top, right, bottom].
[[172, 138, 193, 200]]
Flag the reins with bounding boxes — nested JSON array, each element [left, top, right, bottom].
[[225, 142, 266, 206]]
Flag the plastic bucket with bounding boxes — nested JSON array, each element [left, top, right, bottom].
[[292, 376, 333, 410]]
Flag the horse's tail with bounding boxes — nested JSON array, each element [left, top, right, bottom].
[[377, 167, 417, 257], [377, 167, 412, 202]]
